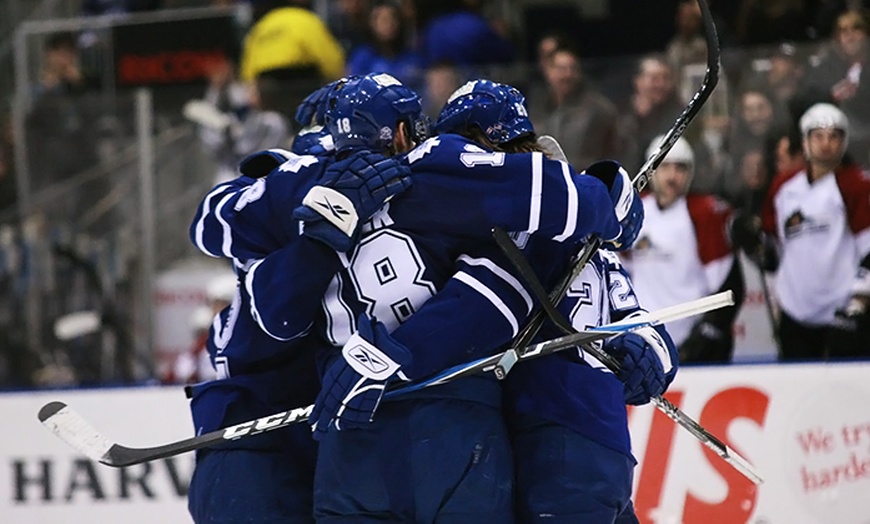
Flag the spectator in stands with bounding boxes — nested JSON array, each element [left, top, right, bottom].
[[801, 9, 870, 165], [722, 87, 785, 203], [752, 42, 806, 119], [761, 103, 870, 359], [421, 61, 463, 120], [185, 57, 291, 185], [810, 0, 870, 39], [240, 0, 345, 120], [328, 0, 372, 54], [735, 0, 812, 47], [26, 32, 101, 220], [416, 0, 515, 69], [527, 41, 620, 170], [346, 0, 423, 89], [616, 53, 687, 174], [666, 0, 708, 79], [622, 135, 744, 363]]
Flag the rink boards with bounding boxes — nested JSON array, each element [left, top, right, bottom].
[[3, 362, 869, 523]]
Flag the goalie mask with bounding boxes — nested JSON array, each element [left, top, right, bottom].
[[323, 73, 429, 153], [434, 79, 534, 144]]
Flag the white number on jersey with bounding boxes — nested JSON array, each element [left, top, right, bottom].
[[460, 151, 505, 167], [347, 230, 438, 330]]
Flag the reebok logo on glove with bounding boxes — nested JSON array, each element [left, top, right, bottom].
[[343, 332, 401, 381], [303, 186, 358, 236]]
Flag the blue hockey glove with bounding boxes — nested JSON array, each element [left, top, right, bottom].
[[293, 152, 413, 252], [582, 160, 644, 251], [295, 81, 336, 127], [311, 315, 412, 439], [604, 313, 677, 405]]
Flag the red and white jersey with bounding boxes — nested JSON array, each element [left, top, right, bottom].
[[762, 165, 870, 324], [622, 193, 734, 344]]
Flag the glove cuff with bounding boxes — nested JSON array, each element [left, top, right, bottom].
[[302, 186, 359, 237], [342, 331, 402, 380]]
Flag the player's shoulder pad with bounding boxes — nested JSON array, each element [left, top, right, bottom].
[[239, 148, 295, 178]]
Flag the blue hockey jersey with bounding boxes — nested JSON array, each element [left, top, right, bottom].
[[187, 152, 338, 440], [505, 250, 645, 458], [316, 134, 618, 398]]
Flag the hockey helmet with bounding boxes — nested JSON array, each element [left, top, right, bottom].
[[295, 78, 348, 128], [646, 134, 695, 170], [434, 79, 534, 144], [799, 103, 849, 138], [323, 73, 429, 153], [290, 125, 335, 157]]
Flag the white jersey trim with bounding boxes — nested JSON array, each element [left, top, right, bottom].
[[457, 254, 534, 313], [528, 152, 543, 234], [553, 160, 578, 242], [454, 271, 520, 336], [193, 183, 232, 258]]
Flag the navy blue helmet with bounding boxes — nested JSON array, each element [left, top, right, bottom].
[[295, 77, 352, 128], [434, 79, 534, 144], [290, 125, 335, 156], [323, 73, 429, 152]]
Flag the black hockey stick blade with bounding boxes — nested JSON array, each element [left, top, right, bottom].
[[39, 400, 313, 467]]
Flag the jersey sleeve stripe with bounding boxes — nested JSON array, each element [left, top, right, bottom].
[[553, 161, 579, 242], [457, 254, 534, 313], [245, 259, 295, 342], [453, 271, 520, 336], [213, 193, 237, 260], [528, 152, 543, 234], [193, 184, 232, 257]]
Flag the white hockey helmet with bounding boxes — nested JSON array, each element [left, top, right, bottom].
[[799, 103, 849, 157], [799, 103, 849, 138], [647, 134, 695, 171]]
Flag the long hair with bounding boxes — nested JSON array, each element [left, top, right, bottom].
[[457, 127, 549, 156]]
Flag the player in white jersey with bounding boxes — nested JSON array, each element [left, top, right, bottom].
[[761, 103, 870, 359], [621, 135, 744, 362]]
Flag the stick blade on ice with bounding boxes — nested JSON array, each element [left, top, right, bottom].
[[38, 401, 113, 463]]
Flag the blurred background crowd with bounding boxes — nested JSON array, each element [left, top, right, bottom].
[[1, 0, 868, 389]]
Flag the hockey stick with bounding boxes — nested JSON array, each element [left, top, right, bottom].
[[37, 292, 732, 468], [492, 229, 762, 484], [493, 0, 721, 378]]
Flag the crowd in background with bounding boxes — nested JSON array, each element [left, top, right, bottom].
[[2, 0, 870, 388]]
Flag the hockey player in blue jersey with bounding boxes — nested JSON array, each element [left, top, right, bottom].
[[300, 77, 645, 522], [503, 247, 677, 524], [185, 80, 416, 522]]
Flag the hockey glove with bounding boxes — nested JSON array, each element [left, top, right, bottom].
[[582, 160, 644, 251], [311, 314, 412, 439], [678, 321, 732, 363], [604, 313, 677, 405], [293, 152, 413, 252], [832, 296, 870, 333]]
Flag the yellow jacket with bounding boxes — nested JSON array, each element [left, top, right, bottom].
[[240, 7, 345, 83]]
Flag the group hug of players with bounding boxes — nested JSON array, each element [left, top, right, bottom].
[[185, 71, 692, 524]]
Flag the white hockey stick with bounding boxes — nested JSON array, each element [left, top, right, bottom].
[[37, 292, 732, 468]]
